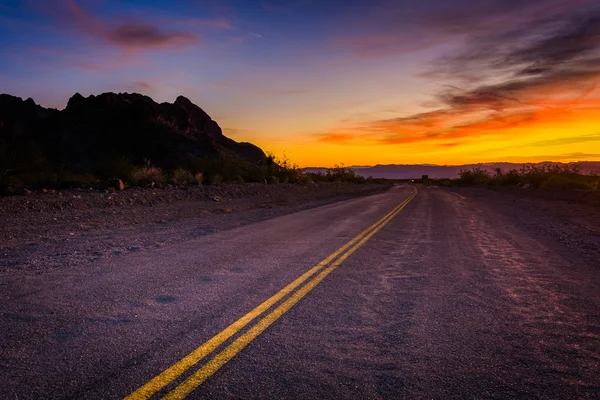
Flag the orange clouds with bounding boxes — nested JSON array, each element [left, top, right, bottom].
[[314, 72, 600, 151]]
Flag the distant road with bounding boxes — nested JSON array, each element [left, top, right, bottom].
[[1, 186, 599, 399]]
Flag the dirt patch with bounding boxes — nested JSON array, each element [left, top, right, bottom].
[[0, 183, 390, 275]]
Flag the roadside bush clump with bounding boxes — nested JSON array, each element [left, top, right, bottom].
[[451, 164, 596, 191], [233, 174, 244, 183], [499, 169, 521, 186], [296, 173, 314, 184], [131, 166, 166, 186], [539, 175, 593, 190], [209, 174, 223, 185], [458, 168, 491, 185], [171, 168, 194, 185], [326, 164, 361, 183], [193, 172, 204, 185], [268, 175, 280, 184]]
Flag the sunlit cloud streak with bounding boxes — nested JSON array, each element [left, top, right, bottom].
[[317, 2, 600, 153]]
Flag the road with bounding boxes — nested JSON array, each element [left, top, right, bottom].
[[1, 185, 599, 399]]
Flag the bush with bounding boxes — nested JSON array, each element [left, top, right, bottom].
[[453, 164, 597, 191], [458, 168, 491, 185], [209, 174, 223, 185], [539, 175, 593, 190], [131, 166, 166, 186], [268, 175, 280, 184], [232, 174, 244, 183], [171, 168, 194, 185], [297, 173, 314, 184], [499, 169, 521, 186], [326, 164, 359, 182]]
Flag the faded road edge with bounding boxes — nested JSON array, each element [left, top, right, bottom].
[[125, 187, 417, 400]]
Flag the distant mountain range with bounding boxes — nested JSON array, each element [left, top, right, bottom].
[[304, 162, 600, 179]]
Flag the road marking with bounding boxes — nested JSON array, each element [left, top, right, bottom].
[[125, 188, 417, 400]]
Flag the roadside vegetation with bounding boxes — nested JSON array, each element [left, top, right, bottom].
[[0, 152, 376, 195], [429, 164, 600, 191]]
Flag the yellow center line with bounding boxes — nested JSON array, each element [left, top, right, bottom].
[[161, 189, 418, 399], [125, 187, 417, 400]]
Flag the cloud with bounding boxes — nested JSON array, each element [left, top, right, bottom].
[[107, 25, 196, 50], [126, 81, 153, 92], [319, 1, 600, 154], [332, 0, 598, 60], [526, 134, 600, 148], [503, 152, 600, 162], [43, 0, 201, 52]]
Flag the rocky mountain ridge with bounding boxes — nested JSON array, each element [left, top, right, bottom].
[[0, 92, 266, 187]]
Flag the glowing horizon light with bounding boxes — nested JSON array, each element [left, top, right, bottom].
[[1, 0, 600, 167]]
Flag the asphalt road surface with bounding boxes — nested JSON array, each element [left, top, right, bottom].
[[1, 185, 599, 399]]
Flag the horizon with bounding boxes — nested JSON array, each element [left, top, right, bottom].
[[305, 160, 600, 168], [2, 0, 600, 167]]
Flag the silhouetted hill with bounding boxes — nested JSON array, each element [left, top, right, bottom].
[[0, 92, 266, 187], [305, 162, 600, 179]]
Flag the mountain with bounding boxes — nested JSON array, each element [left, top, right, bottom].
[[305, 162, 600, 179], [0, 92, 266, 185]]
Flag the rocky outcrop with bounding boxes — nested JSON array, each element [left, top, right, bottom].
[[0, 92, 266, 182]]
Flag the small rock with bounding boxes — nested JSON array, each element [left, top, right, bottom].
[[109, 179, 125, 191], [41, 188, 48, 193], [522, 183, 532, 189]]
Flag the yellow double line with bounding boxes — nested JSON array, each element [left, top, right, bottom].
[[126, 187, 418, 400]]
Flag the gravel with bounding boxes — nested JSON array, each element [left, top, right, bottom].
[[0, 182, 390, 276]]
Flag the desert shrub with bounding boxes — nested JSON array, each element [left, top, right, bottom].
[[296, 173, 314, 184], [326, 164, 359, 182], [519, 164, 580, 188], [306, 172, 328, 183], [263, 153, 302, 183], [539, 175, 593, 190], [499, 169, 521, 186], [130, 166, 166, 186], [233, 174, 244, 183], [268, 175, 280, 184], [171, 168, 194, 185], [455, 164, 596, 191], [193, 172, 204, 185], [458, 168, 491, 185], [209, 174, 223, 185]]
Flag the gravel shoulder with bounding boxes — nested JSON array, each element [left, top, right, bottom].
[[444, 185, 600, 270], [0, 183, 390, 276]]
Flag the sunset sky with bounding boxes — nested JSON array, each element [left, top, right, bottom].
[[1, 0, 600, 167]]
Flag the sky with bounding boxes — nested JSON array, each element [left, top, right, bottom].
[[1, 0, 600, 167]]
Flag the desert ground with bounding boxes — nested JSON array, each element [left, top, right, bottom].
[[1, 183, 599, 399]]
